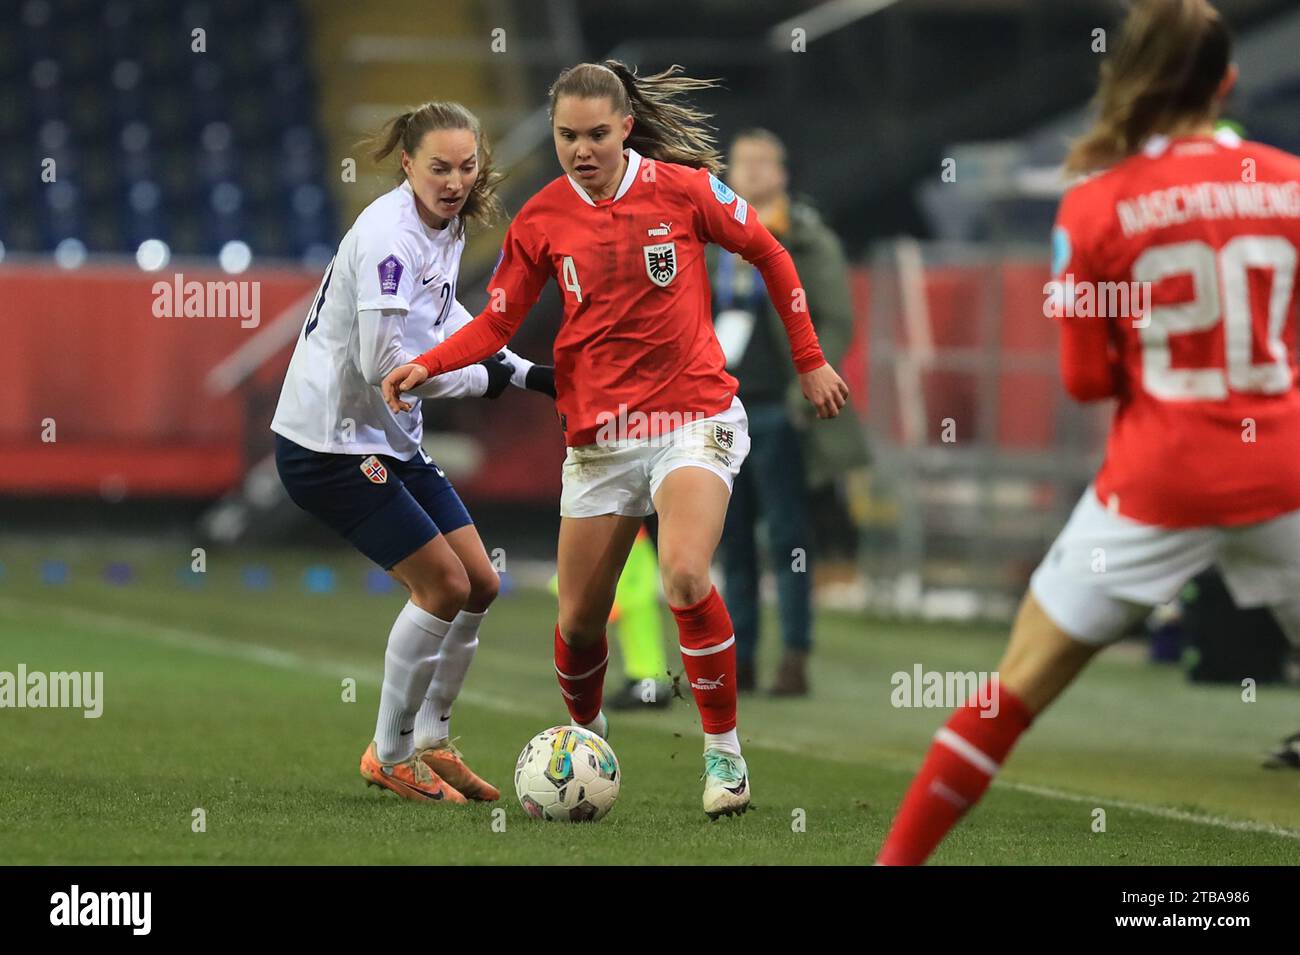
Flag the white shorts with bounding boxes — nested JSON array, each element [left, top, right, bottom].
[[559, 396, 751, 518], [1030, 486, 1300, 645]]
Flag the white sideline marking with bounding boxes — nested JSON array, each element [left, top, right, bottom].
[[739, 735, 1300, 842], [5, 596, 1300, 843], [0, 597, 535, 717], [1001, 780, 1300, 842]]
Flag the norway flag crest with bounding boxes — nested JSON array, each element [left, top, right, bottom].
[[360, 455, 389, 484]]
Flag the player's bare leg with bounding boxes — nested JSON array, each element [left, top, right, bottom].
[[653, 466, 750, 818], [653, 466, 730, 607], [387, 533, 471, 620], [408, 524, 502, 799], [554, 513, 644, 737], [440, 524, 500, 612], [995, 592, 1103, 713], [558, 514, 645, 644], [877, 591, 1106, 863]]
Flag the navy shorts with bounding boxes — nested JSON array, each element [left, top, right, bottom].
[[274, 434, 473, 570]]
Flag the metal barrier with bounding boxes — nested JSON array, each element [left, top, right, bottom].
[[860, 239, 1111, 620]]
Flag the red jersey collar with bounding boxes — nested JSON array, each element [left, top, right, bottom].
[[565, 148, 643, 207]]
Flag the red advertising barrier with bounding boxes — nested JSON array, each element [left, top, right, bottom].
[[873, 260, 1067, 449], [0, 263, 318, 497], [0, 259, 1062, 500]]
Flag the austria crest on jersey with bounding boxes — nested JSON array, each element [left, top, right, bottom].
[[643, 242, 677, 287], [360, 455, 388, 484]]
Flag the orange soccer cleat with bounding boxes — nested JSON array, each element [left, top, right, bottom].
[[416, 739, 500, 801], [359, 741, 467, 803]]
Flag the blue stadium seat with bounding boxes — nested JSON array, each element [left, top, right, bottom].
[[7, 0, 335, 259]]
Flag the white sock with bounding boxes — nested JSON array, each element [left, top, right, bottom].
[[704, 729, 741, 756], [413, 607, 485, 750], [374, 601, 452, 763]]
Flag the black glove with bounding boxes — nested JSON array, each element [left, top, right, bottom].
[[524, 364, 557, 398], [479, 356, 515, 399]]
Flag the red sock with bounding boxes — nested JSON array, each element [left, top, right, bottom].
[[876, 683, 1033, 865], [671, 587, 737, 734], [553, 625, 607, 725]]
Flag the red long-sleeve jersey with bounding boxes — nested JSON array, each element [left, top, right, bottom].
[[1050, 130, 1300, 526], [412, 148, 826, 446]]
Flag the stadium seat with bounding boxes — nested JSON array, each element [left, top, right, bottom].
[[5, 0, 335, 261]]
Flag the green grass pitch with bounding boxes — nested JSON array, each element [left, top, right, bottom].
[[1, 540, 1297, 864]]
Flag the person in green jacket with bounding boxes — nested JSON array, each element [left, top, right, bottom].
[[711, 129, 869, 696]]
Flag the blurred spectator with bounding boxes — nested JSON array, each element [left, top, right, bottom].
[[711, 128, 868, 696]]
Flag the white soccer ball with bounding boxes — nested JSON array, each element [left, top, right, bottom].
[[514, 725, 620, 822]]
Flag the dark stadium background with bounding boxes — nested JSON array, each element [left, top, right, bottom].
[[2, 0, 1296, 584], [3, 0, 1300, 873]]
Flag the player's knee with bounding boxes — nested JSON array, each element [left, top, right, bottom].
[[556, 609, 606, 647], [410, 563, 470, 617], [660, 560, 711, 608], [443, 567, 472, 610], [466, 567, 500, 611]]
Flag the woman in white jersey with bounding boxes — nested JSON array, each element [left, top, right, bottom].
[[271, 102, 555, 803]]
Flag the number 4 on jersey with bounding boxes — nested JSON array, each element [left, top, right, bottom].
[[562, 255, 582, 303]]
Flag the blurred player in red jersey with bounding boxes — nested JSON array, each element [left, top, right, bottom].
[[878, 0, 1300, 864], [382, 61, 849, 818]]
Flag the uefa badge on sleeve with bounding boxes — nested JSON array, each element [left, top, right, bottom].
[[377, 254, 403, 295], [643, 242, 677, 287], [360, 455, 389, 484]]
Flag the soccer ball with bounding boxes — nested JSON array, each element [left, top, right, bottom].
[[514, 725, 620, 822]]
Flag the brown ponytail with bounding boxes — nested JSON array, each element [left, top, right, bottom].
[[1065, 0, 1231, 176], [360, 101, 504, 238], [549, 60, 725, 174]]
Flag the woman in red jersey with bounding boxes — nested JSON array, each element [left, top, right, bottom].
[[382, 61, 849, 818], [878, 0, 1300, 864]]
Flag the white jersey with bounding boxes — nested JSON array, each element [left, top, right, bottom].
[[271, 180, 529, 458]]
